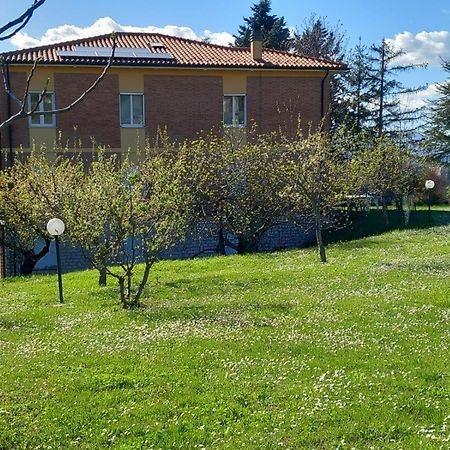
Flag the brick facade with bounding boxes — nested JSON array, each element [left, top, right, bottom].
[[0, 72, 330, 153], [144, 75, 223, 141], [247, 76, 327, 135], [54, 73, 121, 148], [0, 72, 30, 150]]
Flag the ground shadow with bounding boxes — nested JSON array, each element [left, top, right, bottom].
[[325, 208, 450, 245]]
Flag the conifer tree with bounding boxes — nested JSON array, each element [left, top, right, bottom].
[[292, 15, 347, 129], [292, 15, 345, 61], [425, 60, 450, 160], [367, 39, 425, 136], [343, 39, 373, 131], [233, 0, 291, 50]]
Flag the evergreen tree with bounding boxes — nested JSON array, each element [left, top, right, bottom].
[[234, 0, 291, 50], [425, 60, 450, 160], [343, 39, 373, 131], [367, 39, 425, 136], [292, 15, 347, 129], [292, 14, 345, 61]]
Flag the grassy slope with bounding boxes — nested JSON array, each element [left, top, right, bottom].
[[0, 222, 449, 448]]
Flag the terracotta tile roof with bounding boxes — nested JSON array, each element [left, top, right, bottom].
[[1, 32, 346, 71]]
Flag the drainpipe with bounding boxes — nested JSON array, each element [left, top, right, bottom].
[[2, 62, 16, 276], [320, 69, 330, 128], [4, 62, 14, 168]]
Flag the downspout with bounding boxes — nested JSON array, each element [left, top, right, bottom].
[[4, 62, 14, 168], [320, 69, 330, 129], [2, 62, 16, 276]]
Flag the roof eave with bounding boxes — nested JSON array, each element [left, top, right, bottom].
[[2, 59, 347, 72]]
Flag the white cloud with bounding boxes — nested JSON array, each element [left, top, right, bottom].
[[202, 30, 234, 46], [386, 30, 450, 67], [399, 83, 440, 110], [10, 16, 234, 49]]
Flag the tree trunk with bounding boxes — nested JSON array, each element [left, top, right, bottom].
[[403, 194, 414, 226], [98, 267, 107, 286], [126, 272, 133, 306], [381, 196, 390, 226], [118, 277, 126, 307], [133, 260, 154, 307], [20, 239, 51, 276], [313, 203, 327, 263], [377, 40, 386, 137], [217, 228, 226, 255], [236, 236, 258, 255], [20, 251, 39, 276]]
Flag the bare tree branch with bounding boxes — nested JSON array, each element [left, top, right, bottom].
[[20, 57, 45, 113], [1, 60, 22, 106], [0, 0, 47, 41], [0, 34, 117, 133]]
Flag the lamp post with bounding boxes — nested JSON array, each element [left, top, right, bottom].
[[0, 219, 6, 279], [47, 218, 65, 304], [425, 179, 435, 224]]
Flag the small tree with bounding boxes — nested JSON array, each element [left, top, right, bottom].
[[0, 170, 51, 275], [177, 133, 235, 255], [351, 133, 420, 225], [0, 150, 83, 275], [67, 149, 189, 308], [280, 126, 349, 263], [227, 135, 292, 253], [179, 132, 291, 255]]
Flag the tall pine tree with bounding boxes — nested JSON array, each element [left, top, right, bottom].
[[292, 15, 347, 129], [234, 0, 291, 50], [343, 39, 373, 131], [426, 60, 450, 160], [367, 39, 425, 136], [292, 15, 345, 61]]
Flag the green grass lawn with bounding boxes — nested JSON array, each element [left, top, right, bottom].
[[1, 219, 449, 448]]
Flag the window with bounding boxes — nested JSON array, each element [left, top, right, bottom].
[[223, 94, 246, 127], [28, 92, 55, 127], [120, 94, 144, 127]]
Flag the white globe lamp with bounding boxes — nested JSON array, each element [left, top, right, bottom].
[[46, 218, 65, 303]]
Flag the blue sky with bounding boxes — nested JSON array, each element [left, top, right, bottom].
[[2, 0, 449, 106]]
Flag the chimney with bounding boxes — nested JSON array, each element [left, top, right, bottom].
[[251, 29, 263, 60]]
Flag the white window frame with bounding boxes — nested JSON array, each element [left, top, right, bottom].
[[28, 92, 56, 128], [223, 94, 247, 128], [120, 93, 145, 128]]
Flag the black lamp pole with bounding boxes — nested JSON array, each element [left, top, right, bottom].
[[425, 180, 435, 225], [0, 221, 6, 279], [54, 236, 64, 304], [47, 218, 65, 305]]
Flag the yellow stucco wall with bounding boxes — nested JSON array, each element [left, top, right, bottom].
[[28, 67, 55, 91], [29, 128, 57, 151], [223, 74, 247, 94], [120, 128, 146, 159], [7, 65, 331, 153], [118, 71, 145, 92]]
